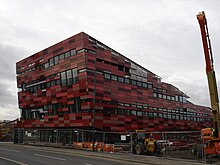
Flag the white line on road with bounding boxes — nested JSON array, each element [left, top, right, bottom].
[[0, 148, 21, 152], [0, 156, 28, 165], [34, 154, 66, 161], [84, 163, 93, 165]]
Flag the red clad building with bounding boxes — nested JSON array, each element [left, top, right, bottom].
[[16, 32, 212, 132]]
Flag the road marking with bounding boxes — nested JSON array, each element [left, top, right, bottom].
[[84, 163, 93, 165], [0, 148, 21, 152], [34, 154, 66, 161], [0, 156, 28, 165]]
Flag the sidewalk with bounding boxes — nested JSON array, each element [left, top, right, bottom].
[[17, 144, 210, 165]]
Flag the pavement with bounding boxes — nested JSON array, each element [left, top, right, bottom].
[[11, 143, 215, 165]]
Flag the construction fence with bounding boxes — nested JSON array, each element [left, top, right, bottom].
[[14, 128, 212, 162]]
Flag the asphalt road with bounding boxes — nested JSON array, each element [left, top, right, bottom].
[[0, 143, 134, 165]]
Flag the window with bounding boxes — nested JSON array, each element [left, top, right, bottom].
[[137, 111, 142, 116], [61, 71, 67, 86], [59, 53, 64, 60], [175, 96, 179, 101], [118, 109, 124, 115], [125, 67, 129, 73], [70, 49, 76, 56], [111, 75, 117, 81], [104, 73, 111, 80], [137, 81, 142, 87], [179, 96, 183, 102], [72, 68, 78, 83], [54, 56, 59, 65], [125, 78, 130, 84], [168, 114, 171, 119], [66, 70, 72, 85], [118, 77, 124, 83], [44, 62, 49, 69], [64, 51, 70, 58], [118, 65, 124, 71], [49, 58, 54, 66], [153, 93, 157, 98], [148, 83, 153, 89], [131, 111, 137, 116], [158, 93, 162, 98], [131, 80, 136, 85], [143, 83, 148, 88], [163, 95, 167, 99]]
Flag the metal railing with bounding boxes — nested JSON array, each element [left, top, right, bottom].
[[15, 128, 216, 163]]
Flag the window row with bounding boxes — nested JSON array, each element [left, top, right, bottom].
[[17, 48, 96, 75], [61, 68, 78, 86], [93, 109, 211, 122], [153, 92, 187, 103], [21, 97, 81, 120], [80, 98, 208, 117], [104, 73, 153, 89], [23, 68, 78, 93], [44, 49, 76, 69], [96, 58, 129, 73]]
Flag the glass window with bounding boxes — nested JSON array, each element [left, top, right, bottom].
[[66, 70, 72, 85], [118, 109, 124, 115], [104, 73, 111, 80], [175, 96, 179, 101], [176, 115, 180, 120], [60, 54, 64, 60], [131, 80, 136, 85], [168, 114, 171, 119], [167, 96, 171, 100], [164, 114, 167, 118], [124, 110, 130, 116], [51, 80, 56, 86], [131, 110, 136, 116], [61, 71, 66, 86], [163, 95, 167, 99], [70, 49, 76, 56], [148, 83, 153, 89], [44, 62, 49, 69], [153, 113, 157, 117], [158, 94, 162, 98], [64, 51, 70, 58], [153, 93, 157, 98], [137, 81, 142, 87], [49, 58, 54, 66], [125, 78, 130, 84], [137, 111, 142, 116], [72, 68, 78, 77], [54, 56, 59, 65], [143, 83, 148, 88], [159, 113, 163, 118], [125, 67, 129, 73], [118, 65, 124, 71], [118, 77, 124, 83], [179, 96, 183, 102], [111, 75, 117, 81]]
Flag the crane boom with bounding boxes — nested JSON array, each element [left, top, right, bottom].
[[197, 11, 220, 138]]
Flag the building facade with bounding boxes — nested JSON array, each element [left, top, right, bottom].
[[16, 32, 212, 132]]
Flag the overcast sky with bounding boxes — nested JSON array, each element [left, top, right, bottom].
[[0, 0, 220, 120]]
